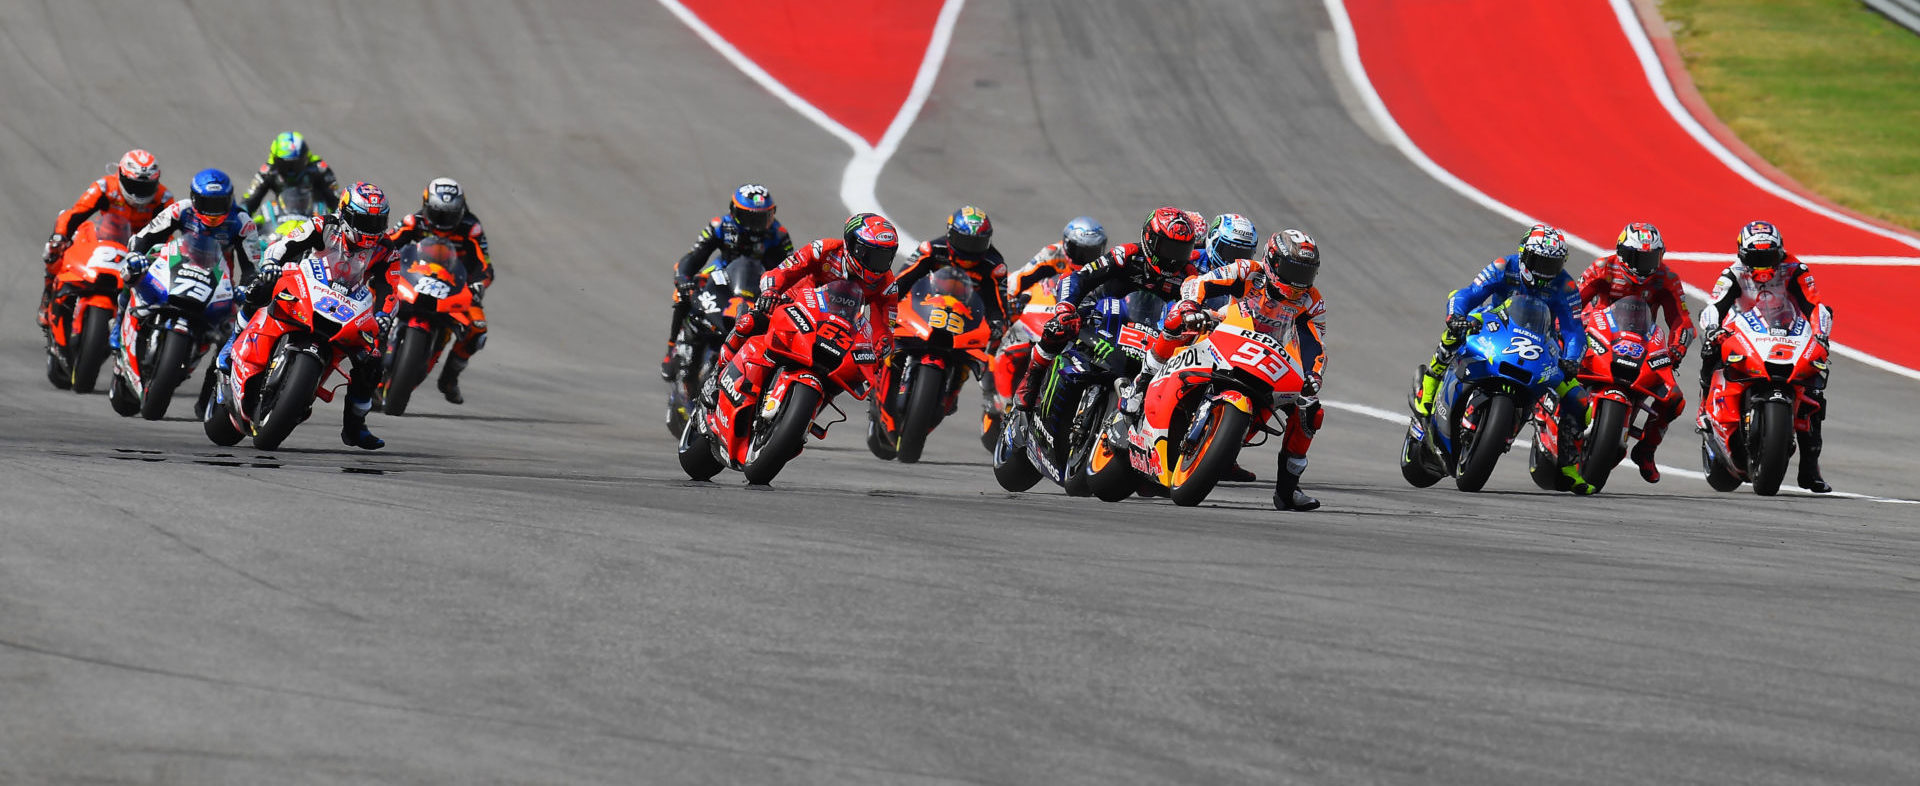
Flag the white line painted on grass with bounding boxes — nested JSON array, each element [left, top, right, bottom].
[[1321, 0, 1920, 383]]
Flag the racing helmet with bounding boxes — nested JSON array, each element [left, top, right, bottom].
[[1260, 229, 1321, 297], [1062, 216, 1107, 265], [730, 183, 775, 232], [1737, 220, 1786, 281], [269, 132, 309, 180], [188, 169, 234, 226], [842, 212, 900, 285], [947, 205, 993, 255], [1141, 207, 1197, 275], [335, 181, 391, 250], [1205, 213, 1258, 265], [422, 177, 467, 230], [117, 149, 161, 205], [1615, 222, 1665, 282], [1515, 223, 1570, 286]]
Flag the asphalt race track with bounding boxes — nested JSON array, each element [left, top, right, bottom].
[[3, 2, 1917, 783]]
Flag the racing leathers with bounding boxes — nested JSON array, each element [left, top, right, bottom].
[[384, 210, 495, 402], [127, 200, 263, 414], [719, 238, 898, 369], [1696, 254, 1833, 492], [664, 214, 795, 378], [235, 217, 398, 449], [1576, 254, 1697, 481], [1005, 241, 1083, 306], [1174, 260, 1328, 509], [43, 176, 174, 319], [240, 153, 340, 217], [1415, 254, 1589, 489], [1013, 242, 1203, 411], [884, 237, 1009, 414]]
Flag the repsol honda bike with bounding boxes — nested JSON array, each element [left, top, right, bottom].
[[108, 233, 240, 420], [204, 245, 381, 450], [666, 255, 762, 437], [1527, 296, 1682, 493], [379, 236, 478, 415], [43, 213, 134, 392], [868, 267, 994, 463], [678, 281, 881, 486], [1401, 294, 1567, 492], [1698, 293, 1827, 496]]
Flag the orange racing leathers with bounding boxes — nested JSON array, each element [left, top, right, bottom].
[[1175, 259, 1328, 458], [384, 210, 494, 360]]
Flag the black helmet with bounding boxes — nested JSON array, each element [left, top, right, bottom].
[[946, 205, 993, 255], [1260, 229, 1321, 294]]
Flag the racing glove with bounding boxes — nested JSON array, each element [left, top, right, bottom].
[[469, 282, 487, 304], [42, 233, 67, 266], [673, 276, 697, 299], [1558, 358, 1581, 382], [1163, 299, 1200, 333], [751, 291, 779, 316], [123, 253, 151, 281], [1445, 313, 1477, 337], [1047, 300, 1080, 332], [1301, 372, 1322, 399]]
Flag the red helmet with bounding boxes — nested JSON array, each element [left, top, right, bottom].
[[1615, 222, 1665, 282], [335, 181, 392, 249], [842, 212, 900, 285], [1141, 206, 1197, 274], [117, 149, 161, 205]]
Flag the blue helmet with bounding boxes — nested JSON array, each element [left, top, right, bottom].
[[1062, 216, 1106, 265], [189, 168, 234, 225], [729, 183, 775, 232], [947, 205, 993, 255], [1205, 213, 1258, 265]]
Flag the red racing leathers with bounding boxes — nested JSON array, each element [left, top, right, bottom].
[[1576, 254, 1696, 468], [722, 238, 898, 364]]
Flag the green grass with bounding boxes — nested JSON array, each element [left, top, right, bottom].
[[1662, 0, 1920, 229]]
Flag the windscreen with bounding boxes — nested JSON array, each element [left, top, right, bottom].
[[1608, 296, 1654, 337], [817, 280, 865, 322], [94, 213, 134, 246], [1752, 291, 1800, 331], [1124, 290, 1168, 328], [180, 232, 224, 269], [279, 186, 314, 217], [1500, 294, 1557, 338]]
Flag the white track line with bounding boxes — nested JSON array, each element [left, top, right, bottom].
[[1321, 0, 1920, 384], [655, 0, 969, 248], [1666, 252, 1920, 267]]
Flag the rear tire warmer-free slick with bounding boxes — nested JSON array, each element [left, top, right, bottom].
[[894, 364, 942, 464], [993, 417, 1043, 492], [1400, 424, 1444, 488], [1455, 394, 1516, 492], [743, 384, 818, 485], [382, 326, 431, 416], [1169, 406, 1248, 507], [139, 330, 194, 421], [1087, 438, 1136, 502], [252, 351, 322, 451], [1580, 397, 1629, 493], [677, 409, 724, 481], [71, 307, 111, 393], [1749, 398, 1794, 496]]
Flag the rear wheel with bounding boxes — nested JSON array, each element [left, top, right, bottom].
[[1579, 398, 1629, 493], [1455, 394, 1515, 492], [70, 306, 111, 393], [1702, 434, 1742, 492], [251, 351, 322, 450], [992, 416, 1043, 492], [1528, 438, 1569, 491], [1087, 438, 1136, 502], [895, 365, 943, 464], [743, 384, 818, 485], [1748, 399, 1794, 496], [203, 396, 244, 447], [1400, 422, 1444, 488], [1168, 406, 1249, 507], [139, 330, 194, 420], [677, 409, 724, 481], [382, 326, 430, 416]]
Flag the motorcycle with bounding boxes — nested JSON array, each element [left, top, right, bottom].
[[42, 213, 134, 392], [981, 275, 1062, 453], [253, 185, 321, 257], [665, 255, 762, 437], [1400, 294, 1567, 492], [868, 267, 995, 463], [1698, 292, 1827, 496], [1527, 296, 1681, 493], [107, 233, 240, 420], [1089, 299, 1309, 506], [378, 236, 479, 416], [678, 280, 881, 486], [992, 290, 1164, 496], [203, 244, 381, 450]]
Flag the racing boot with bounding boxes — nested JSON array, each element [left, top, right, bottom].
[[437, 355, 468, 405], [660, 341, 677, 382], [1014, 354, 1053, 413], [1225, 463, 1257, 483], [1272, 452, 1320, 511], [1630, 439, 1661, 483], [1560, 463, 1597, 496], [1796, 426, 1831, 493], [341, 396, 386, 450], [1413, 364, 1442, 417]]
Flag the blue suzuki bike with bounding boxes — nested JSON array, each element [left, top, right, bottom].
[[1400, 294, 1566, 492]]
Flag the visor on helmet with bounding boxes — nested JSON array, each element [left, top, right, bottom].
[[192, 192, 232, 221], [1144, 234, 1194, 270], [1271, 255, 1319, 290], [1065, 239, 1103, 265], [342, 209, 389, 237], [849, 239, 896, 274], [1619, 246, 1663, 279], [1742, 247, 1785, 269], [731, 204, 773, 232], [1519, 250, 1567, 280], [425, 204, 463, 230], [950, 231, 991, 255], [120, 175, 159, 200]]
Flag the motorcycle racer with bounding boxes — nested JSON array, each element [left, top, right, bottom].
[[1164, 229, 1328, 511], [662, 184, 795, 380], [129, 169, 262, 280], [1575, 222, 1695, 482], [41, 149, 172, 323], [714, 213, 902, 386], [1005, 217, 1107, 303], [240, 132, 341, 216], [1013, 206, 1202, 412], [890, 206, 1010, 341], [382, 177, 494, 404], [237, 181, 397, 450], [1191, 213, 1259, 273], [1413, 224, 1591, 492], [1696, 220, 1833, 493]]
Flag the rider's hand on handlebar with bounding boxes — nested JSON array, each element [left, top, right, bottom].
[[42, 233, 67, 266], [1445, 314, 1477, 337], [1558, 358, 1581, 381], [751, 292, 778, 315]]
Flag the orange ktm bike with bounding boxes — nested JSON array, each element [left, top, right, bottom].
[[378, 237, 478, 415], [43, 213, 135, 392], [867, 267, 995, 463]]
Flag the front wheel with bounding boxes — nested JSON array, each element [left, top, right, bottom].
[[1579, 397, 1630, 493], [252, 351, 322, 450], [743, 384, 819, 485], [139, 330, 195, 420], [1455, 394, 1516, 492], [1168, 406, 1250, 507], [894, 365, 944, 464], [71, 306, 112, 393], [382, 326, 431, 416], [1748, 398, 1794, 496]]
